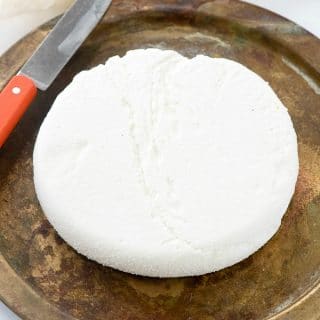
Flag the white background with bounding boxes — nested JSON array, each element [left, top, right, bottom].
[[0, 1, 319, 319]]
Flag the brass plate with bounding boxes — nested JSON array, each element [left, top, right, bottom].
[[0, 1, 320, 319]]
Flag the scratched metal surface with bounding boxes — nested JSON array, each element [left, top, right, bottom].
[[0, 1, 320, 319]]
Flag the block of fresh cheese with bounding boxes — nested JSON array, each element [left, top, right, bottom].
[[33, 49, 299, 277]]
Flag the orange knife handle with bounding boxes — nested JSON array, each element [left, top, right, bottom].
[[0, 75, 37, 147]]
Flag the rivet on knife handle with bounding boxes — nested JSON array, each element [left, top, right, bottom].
[[0, 75, 37, 147]]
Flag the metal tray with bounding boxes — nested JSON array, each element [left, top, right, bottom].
[[0, 0, 320, 319]]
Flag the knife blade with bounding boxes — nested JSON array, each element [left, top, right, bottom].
[[0, 0, 112, 147]]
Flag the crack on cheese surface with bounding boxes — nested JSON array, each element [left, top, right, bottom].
[[33, 49, 299, 277]]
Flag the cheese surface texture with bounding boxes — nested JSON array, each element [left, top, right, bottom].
[[33, 49, 299, 277]]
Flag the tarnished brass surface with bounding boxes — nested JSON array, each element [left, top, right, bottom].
[[0, 1, 320, 319]]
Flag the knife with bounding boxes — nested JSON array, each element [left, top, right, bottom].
[[0, 0, 112, 147]]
